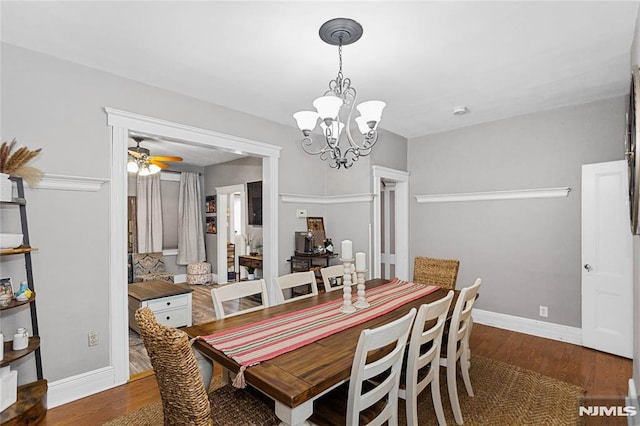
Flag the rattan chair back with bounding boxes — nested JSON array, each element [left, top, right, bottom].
[[413, 257, 460, 290], [135, 307, 213, 425]]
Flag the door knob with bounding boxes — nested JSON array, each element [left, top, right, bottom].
[[584, 264, 592, 271]]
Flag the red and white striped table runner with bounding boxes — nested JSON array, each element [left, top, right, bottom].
[[200, 278, 439, 369]]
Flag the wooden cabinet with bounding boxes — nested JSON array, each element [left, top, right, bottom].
[[128, 281, 193, 334], [287, 253, 338, 290], [239, 255, 263, 271], [0, 177, 47, 425]]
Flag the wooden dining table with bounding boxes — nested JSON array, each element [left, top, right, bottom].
[[183, 278, 457, 426]]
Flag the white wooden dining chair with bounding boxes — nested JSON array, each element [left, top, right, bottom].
[[320, 265, 357, 292], [275, 271, 317, 303], [310, 308, 417, 426], [400, 290, 454, 426], [210, 279, 269, 320], [440, 278, 481, 425]]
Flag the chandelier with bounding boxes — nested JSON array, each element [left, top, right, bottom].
[[293, 18, 386, 169]]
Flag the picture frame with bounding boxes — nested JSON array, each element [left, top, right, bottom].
[[206, 216, 217, 234], [627, 65, 640, 235], [205, 195, 217, 214], [306, 216, 326, 247]]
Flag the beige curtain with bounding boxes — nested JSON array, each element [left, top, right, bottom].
[[136, 174, 163, 253], [177, 172, 206, 265]]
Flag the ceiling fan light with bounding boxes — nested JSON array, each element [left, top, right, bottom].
[[356, 100, 386, 124], [149, 164, 162, 174], [138, 166, 150, 176], [313, 96, 343, 121], [127, 159, 139, 173]]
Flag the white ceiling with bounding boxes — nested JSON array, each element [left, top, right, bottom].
[[2, 1, 639, 162]]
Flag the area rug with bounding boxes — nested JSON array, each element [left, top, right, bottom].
[[103, 356, 585, 425]]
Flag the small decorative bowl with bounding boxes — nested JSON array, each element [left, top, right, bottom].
[[0, 233, 23, 249]]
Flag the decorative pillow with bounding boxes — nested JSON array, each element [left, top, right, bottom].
[[132, 252, 168, 281]]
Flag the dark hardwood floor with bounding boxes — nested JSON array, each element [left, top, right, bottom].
[[45, 318, 633, 425]]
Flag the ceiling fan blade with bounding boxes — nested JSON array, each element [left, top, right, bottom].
[[128, 150, 142, 158], [149, 156, 183, 162], [149, 159, 170, 169]]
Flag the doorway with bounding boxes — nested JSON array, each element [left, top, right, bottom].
[[371, 166, 410, 281], [216, 184, 247, 283], [106, 107, 281, 384]]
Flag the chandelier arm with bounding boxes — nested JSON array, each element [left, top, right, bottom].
[[301, 135, 331, 156]]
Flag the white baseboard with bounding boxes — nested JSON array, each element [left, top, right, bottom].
[[48, 366, 119, 408], [473, 309, 582, 345]]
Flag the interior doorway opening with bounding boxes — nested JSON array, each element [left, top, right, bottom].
[[107, 107, 281, 385]]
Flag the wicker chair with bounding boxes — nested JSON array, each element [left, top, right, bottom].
[[135, 307, 279, 426], [412, 257, 460, 290]]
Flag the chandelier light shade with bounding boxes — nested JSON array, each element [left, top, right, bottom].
[[293, 18, 386, 169]]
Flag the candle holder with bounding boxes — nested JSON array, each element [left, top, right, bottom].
[[339, 258, 357, 313], [353, 269, 369, 309]]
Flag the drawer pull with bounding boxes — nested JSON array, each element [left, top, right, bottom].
[[166, 302, 171, 306], [166, 316, 171, 320]]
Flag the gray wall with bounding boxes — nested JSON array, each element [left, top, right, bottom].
[[0, 42, 407, 384], [408, 97, 625, 327]]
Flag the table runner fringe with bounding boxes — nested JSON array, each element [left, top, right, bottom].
[[232, 365, 247, 388]]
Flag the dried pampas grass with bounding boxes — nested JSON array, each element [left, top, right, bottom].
[[0, 139, 43, 187]]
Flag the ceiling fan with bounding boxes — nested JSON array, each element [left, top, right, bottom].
[[127, 136, 183, 175]]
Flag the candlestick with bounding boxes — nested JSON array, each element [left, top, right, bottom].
[[355, 252, 366, 271], [341, 240, 353, 260], [353, 269, 370, 309], [339, 257, 356, 313]]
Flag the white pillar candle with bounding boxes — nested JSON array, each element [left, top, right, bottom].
[[342, 239, 353, 259], [355, 252, 366, 271]]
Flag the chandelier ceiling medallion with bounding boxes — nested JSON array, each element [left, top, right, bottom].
[[293, 18, 386, 169]]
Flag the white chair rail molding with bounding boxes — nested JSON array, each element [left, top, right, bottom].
[[415, 187, 571, 203]]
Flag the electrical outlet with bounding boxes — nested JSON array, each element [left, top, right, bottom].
[[296, 209, 308, 218], [539, 306, 548, 318], [88, 332, 99, 347]]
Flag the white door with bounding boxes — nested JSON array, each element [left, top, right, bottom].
[[582, 160, 633, 358]]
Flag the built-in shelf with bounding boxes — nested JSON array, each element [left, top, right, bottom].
[[1, 337, 41, 368], [0, 246, 38, 256], [0, 292, 36, 311]]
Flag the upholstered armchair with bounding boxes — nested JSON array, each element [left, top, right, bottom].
[[132, 252, 174, 283]]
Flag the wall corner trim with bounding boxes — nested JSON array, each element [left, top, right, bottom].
[[280, 193, 374, 205], [34, 174, 109, 192], [473, 308, 582, 345], [415, 187, 571, 203]]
